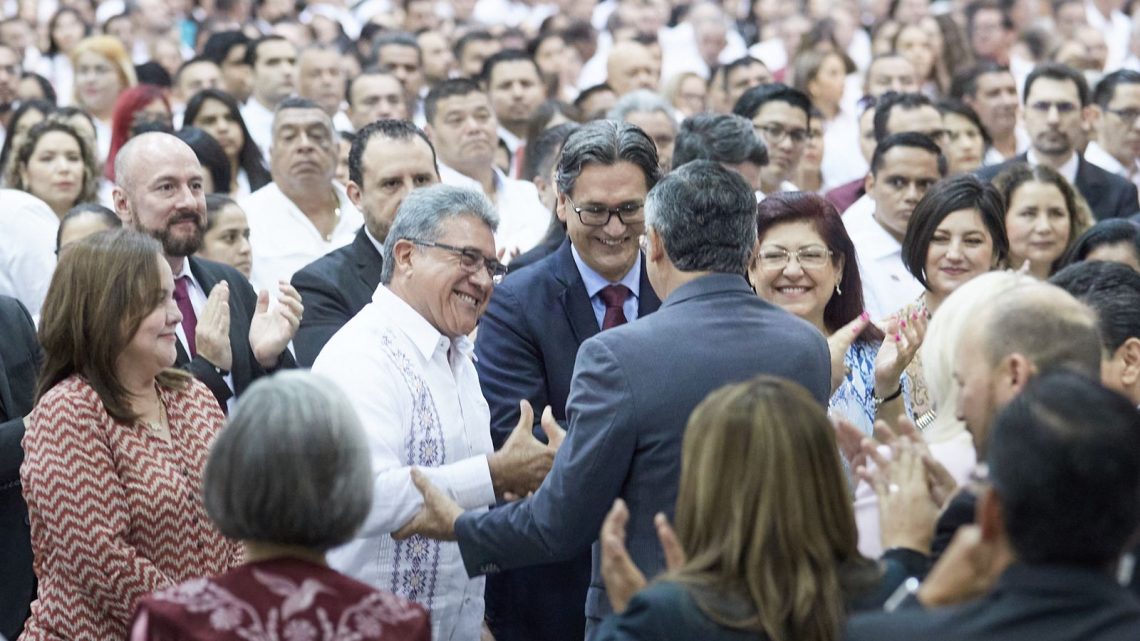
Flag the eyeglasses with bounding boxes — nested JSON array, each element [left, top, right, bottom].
[[1028, 100, 1078, 115], [756, 245, 833, 270], [1107, 107, 1140, 123], [755, 123, 809, 145], [565, 196, 645, 227], [408, 239, 507, 284]]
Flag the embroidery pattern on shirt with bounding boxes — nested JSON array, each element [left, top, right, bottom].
[[378, 330, 445, 612]]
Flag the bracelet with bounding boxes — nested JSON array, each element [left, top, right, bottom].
[[873, 383, 903, 411]]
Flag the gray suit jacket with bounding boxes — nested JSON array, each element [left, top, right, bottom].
[[455, 273, 831, 627]]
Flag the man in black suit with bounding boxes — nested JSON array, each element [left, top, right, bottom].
[[0, 295, 40, 640], [473, 121, 663, 641], [846, 371, 1140, 641], [977, 63, 1139, 220], [292, 120, 441, 366], [506, 122, 580, 274], [113, 132, 300, 410]]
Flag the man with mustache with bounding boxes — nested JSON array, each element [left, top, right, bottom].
[[425, 78, 550, 257], [239, 97, 363, 291], [113, 132, 301, 411], [978, 63, 1138, 221]]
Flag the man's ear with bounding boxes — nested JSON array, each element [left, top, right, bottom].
[[1082, 104, 1098, 135], [1116, 337, 1140, 387], [391, 238, 417, 276], [554, 189, 568, 223], [346, 180, 363, 207], [864, 171, 875, 195], [1002, 353, 1037, 398], [112, 186, 131, 224]]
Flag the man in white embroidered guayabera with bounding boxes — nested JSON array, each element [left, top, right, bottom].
[[311, 184, 564, 641]]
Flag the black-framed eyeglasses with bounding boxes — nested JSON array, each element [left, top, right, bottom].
[[754, 123, 809, 145], [1107, 107, 1140, 123], [408, 239, 507, 284], [565, 196, 645, 227]]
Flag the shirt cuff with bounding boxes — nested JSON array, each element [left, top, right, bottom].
[[424, 454, 495, 510]]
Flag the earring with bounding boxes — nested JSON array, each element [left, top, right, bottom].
[[835, 282, 843, 296]]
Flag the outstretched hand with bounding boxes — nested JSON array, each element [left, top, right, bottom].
[[393, 468, 463, 541], [599, 499, 686, 614], [488, 400, 565, 498]]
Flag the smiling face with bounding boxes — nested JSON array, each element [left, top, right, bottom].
[[1004, 180, 1072, 275], [750, 220, 839, 331], [21, 130, 85, 214], [119, 253, 183, 375], [115, 137, 208, 259], [559, 161, 649, 282], [398, 214, 496, 338], [923, 208, 996, 300]]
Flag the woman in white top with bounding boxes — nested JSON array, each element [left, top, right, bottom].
[[34, 8, 88, 107], [70, 35, 136, 163], [183, 89, 272, 198]]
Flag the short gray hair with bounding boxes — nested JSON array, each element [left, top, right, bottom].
[[555, 120, 661, 198], [380, 184, 498, 284], [672, 113, 768, 169], [645, 159, 757, 275], [607, 90, 678, 128], [202, 371, 373, 552]]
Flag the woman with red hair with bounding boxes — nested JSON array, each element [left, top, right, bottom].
[[104, 85, 173, 182]]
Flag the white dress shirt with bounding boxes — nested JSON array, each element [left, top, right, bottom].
[[437, 163, 551, 257], [1026, 148, 1080, 185], [821, 108, 867, 191], [240, 181, 363, 292], [1086, 1, 1131, 71], [239, 97, 275, 161], [0, 190, 58, 322], [314, 284, 496, 641], [1084, 141, 1140, 199], [843, 202, 924, 321], [571, 245, 642, 327], [982, 126, 1031, 166]]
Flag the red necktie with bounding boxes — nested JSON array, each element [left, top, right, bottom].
[[599, 284, 630, 330], [173, 276, 198, 358]]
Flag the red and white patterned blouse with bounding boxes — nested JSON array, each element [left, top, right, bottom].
[[19, 374, 242, 641]]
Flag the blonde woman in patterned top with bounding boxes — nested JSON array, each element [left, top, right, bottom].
[[20, 229, 241, 641]]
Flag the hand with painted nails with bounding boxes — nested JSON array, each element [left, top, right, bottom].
[[873, 306, 927, 399]]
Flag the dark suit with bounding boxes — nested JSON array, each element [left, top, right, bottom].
[[177, 257, 294, 408], [977, 154, 1139, 221], [291, 229, 383, 367], [845, 563, 1140, 641], [456, 273, 831, 633], [507, 225, 566, 274], [826, 177, 866, 215], [473, 241, 661, 641], [0, 296, 41, 640]]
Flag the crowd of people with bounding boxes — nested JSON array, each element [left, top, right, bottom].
[[2, 0, 1140, 639]]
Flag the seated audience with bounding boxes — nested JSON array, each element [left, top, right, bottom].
[[7, 120, 99, 218], [197, 194, 253, 279], [182, 88, 272, 197], [993, 163, 1089, 279], [129, 371, 431, 641], [0, 99, 54, 185]]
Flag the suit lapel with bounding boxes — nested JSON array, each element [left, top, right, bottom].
[[552, 241, 601, 345], [637, 259, 661, 316], [352, 228, 384, 295]]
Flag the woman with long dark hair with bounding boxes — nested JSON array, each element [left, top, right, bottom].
[[183, 89, 271, 196]]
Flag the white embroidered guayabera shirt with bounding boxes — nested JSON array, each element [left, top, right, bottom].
[[313, 285, 497, 641]]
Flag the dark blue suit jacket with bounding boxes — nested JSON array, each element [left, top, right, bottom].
[[473, 240, 660, 641], [846, 563, 1140, 641], [291, 228, 383, 367], [977, 154, 1139, 221], [0, 296, 41, 640], [457, 273, 831, 633]]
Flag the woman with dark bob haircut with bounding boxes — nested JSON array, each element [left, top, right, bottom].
[[20, 229, 241, 641], [183, 88, 271, 196], [129, 371, 431, 640], [1058, 218, 1140, 271], [748, 192, 922, 438], [596, 376, 933, 640]]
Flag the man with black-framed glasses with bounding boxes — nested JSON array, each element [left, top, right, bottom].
[[1086, 69, 1140, 199], [978, 63, 1138, 220], [311, 184, 564, 641], [733, 84, 813, 197], [469, 120, 663, 641]]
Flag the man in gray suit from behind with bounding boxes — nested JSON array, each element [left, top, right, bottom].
[[396, 160, 832, 636]]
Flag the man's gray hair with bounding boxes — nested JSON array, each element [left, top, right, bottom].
[[555, 120, 661, 198], [202, 371, 373, 552], [645, 159, 756, 275], [380, 184, 498, 284], [607, 90, 678, 129], [672, 113, 768, 169], [272, 96, 336, 140]]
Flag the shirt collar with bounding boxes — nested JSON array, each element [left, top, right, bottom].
[[364, 226, 386, 257], [1084, 140, 1127, 174], [372, 284, 475, 362], [172, 258, 204, 293], [1026, 148, 1080, 184], [570, 244, 642, 299], [861, 212, 904, 260]]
